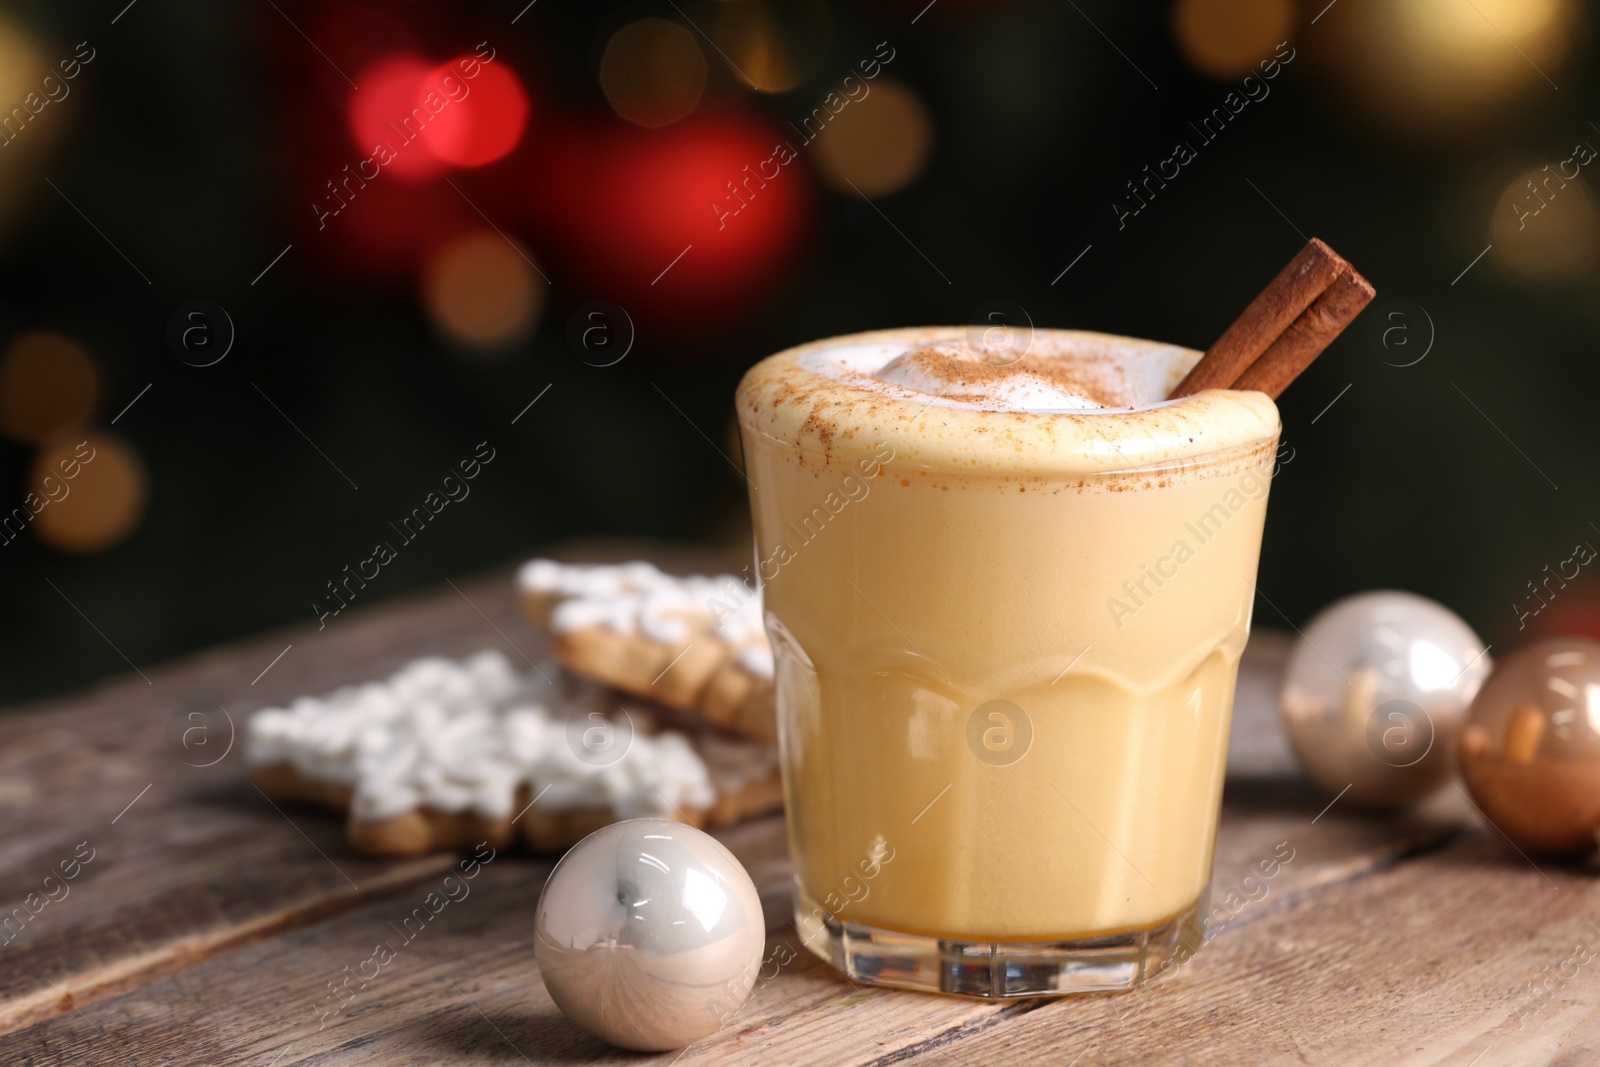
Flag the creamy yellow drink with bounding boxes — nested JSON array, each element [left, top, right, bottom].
[[735, 327, 1280, 996]]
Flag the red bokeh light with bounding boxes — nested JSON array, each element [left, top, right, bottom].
[[1506, 596, 1600, 647], [422, 58, 530, 168], [323, 177, 473, 281], [346, 54, 451, 182], [346, 53, 530, 181], [532, 113, 812, 336]]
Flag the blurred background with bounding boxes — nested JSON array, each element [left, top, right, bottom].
[[2, 0, 1597, 706]]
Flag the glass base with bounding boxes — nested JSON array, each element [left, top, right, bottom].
[[793, 879, 1207, 998]]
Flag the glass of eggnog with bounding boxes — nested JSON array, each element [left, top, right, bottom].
[[735, 326, 1281, 997]]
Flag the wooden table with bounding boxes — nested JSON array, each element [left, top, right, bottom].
[[2, 545, 1592, 1066]]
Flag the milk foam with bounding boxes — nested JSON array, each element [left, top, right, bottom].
[[801, 331, 1181, 413], [738, 327, 1281, 476], [874, 345, 1103, 411]]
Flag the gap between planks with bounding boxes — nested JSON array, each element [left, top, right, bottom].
[[0, 855, 460, 1036], [860, 820, 1479, 1066], [0, 806, 1477, 1050]]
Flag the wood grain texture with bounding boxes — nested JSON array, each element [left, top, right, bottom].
[[0, 542, 731, 1038], [0, 545, 1585, 1064]]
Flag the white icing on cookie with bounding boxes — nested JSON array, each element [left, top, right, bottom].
[[518, 559, 772, 679], [246, 650, 767, 823]]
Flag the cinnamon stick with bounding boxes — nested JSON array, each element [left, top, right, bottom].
[[1230, 269, 1376, 398], [1170, 237, 1371, 400]]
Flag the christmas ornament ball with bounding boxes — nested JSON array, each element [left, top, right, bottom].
[[1280, 591, 1491, 809], [1459, 638, 1600, 855], [535, 818, 765, 1051]]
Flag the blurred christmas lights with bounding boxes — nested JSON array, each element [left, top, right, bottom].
[[1491, 162, 1600, 287], [600, 19, 707, 129], [30, 434, 146, 554], [0, 20, 76, 241], [1320, 0, 1578, 136], [422, 228, 544, 349], [537, 115, 810, 334], [0, 20, 45, 138], [421, 54, 529, 168], [346, 54, 452, 182], [811, 77, 932, 198], [0, 330, 98, 446], [1171, 0, 1295, 81], [708, 0, 833, 93], [343, 45, 524, 184]]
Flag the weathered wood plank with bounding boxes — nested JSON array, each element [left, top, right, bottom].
[[7, 546, 1553, 1065], [0, 619, 1488, 1065], [0, 544, 734, 1037], [0, 774, 1474, 1065], [906, 827, 1600, 1067]]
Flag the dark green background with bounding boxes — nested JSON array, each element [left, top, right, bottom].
[[3, 0, 1596, 706]]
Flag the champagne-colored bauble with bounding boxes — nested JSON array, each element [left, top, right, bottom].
[[535, 819, 765, 1051], [1281, 591, 1491, 808], [1460, 638, 1600, 855]]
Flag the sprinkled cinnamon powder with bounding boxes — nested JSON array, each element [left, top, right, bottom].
[[734, 326, 1281, 481], [885, 340, 1131, 407]]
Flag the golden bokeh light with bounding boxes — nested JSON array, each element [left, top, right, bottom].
[[710, 0, 832, 94], [600, 18, 707, 128], [30, 434, 147, 554], [1490, 163, 1600, 287], [1402, 0, 1567, 58], [422, 230, 544, 350], [0, 19, 62, 241], [811, 78, 933, 199], [0, 330, 98, 445], [1320, 0, 1579, 136], [1171, 0, 1297, 80], [0, 22, 43, 130]]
